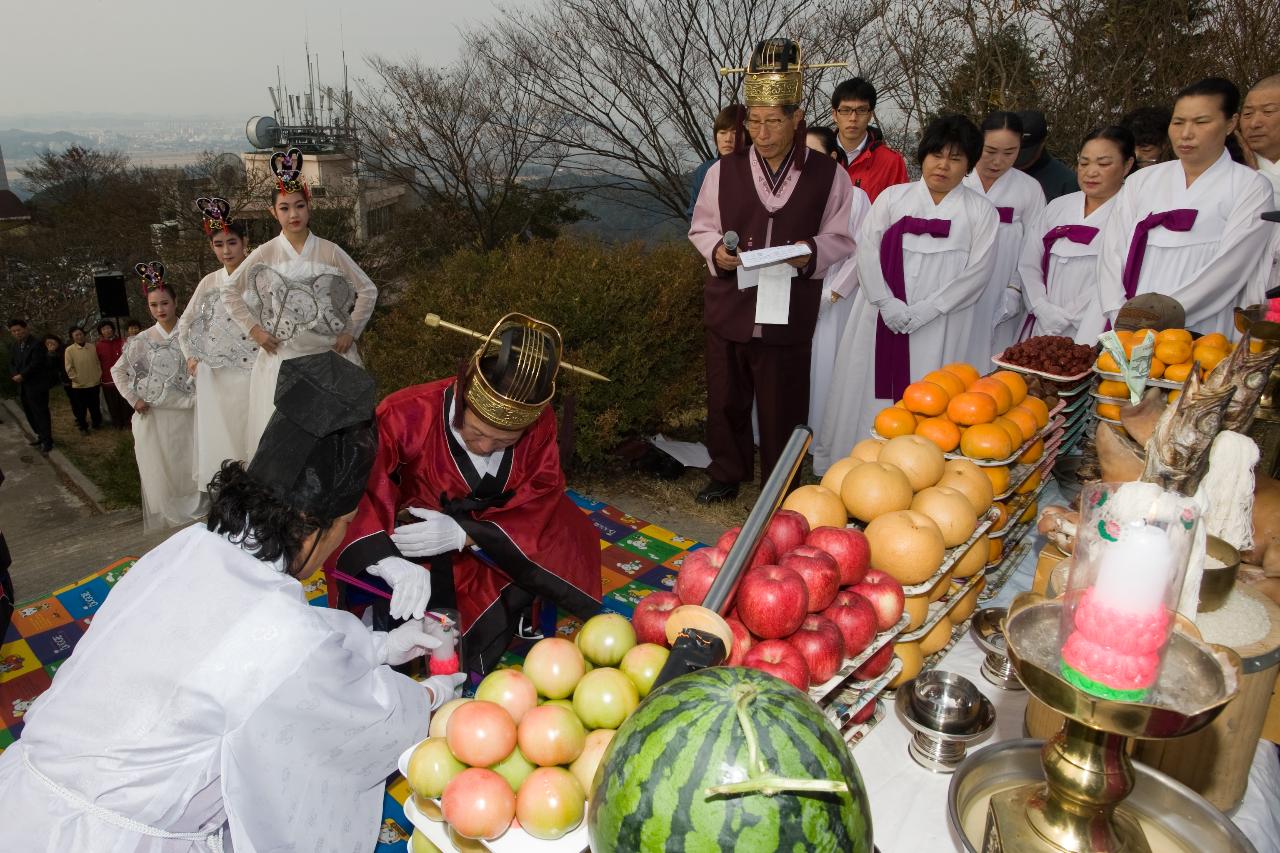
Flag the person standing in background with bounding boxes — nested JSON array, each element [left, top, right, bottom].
[[829, 77, 908, 201], [8, 319, 53, 453], [63, 326, 103, 434], [43, 334, 73, 413], [1015, 110, 1078, 202], [1120, 106, 1173, 170], [1242, 74, 1280, 297], [95, 320, 131, 429], [687, 105, 749, 220]]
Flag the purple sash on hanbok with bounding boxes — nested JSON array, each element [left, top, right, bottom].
[[1018, 224, 1100, 340], [996, 206, 1014, 225], [874, 216, 951, 400], [1121, 208, 1198, 300]]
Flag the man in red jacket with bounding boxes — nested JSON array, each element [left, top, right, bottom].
[[830, 77, 908, 202]]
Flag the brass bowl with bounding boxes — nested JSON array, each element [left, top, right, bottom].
[[1199, 535, 1241, 613]]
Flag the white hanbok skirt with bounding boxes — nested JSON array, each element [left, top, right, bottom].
[[192, 363, 252, 491], [133, 405, 206, 531], [244, 334, 362, 459], [810, 295, 856, 430]]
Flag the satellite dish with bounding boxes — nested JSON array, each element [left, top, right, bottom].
[[211, 153, 246, 187], [246, 116, 280, 150]]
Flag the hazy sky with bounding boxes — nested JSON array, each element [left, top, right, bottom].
[[0, 0, 516, 118]]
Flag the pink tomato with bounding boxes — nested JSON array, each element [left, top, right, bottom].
[[515, 767, 586, 841], [522, 637, 587, 700], [572, 667, 639, 730], [569, 728, 615, 797], [405, 736, 467, 799], [445, 700, 518, 768], [441, 767, 516, 840], [475, 668, 539, 724], [517, 704, 587, 767]]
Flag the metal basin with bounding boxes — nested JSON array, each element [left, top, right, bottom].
[[1199, 535, 1241, 613], [948, 739, 1257, 853]]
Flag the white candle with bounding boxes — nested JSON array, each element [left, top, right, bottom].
[[1091, 524, 1172, 614]]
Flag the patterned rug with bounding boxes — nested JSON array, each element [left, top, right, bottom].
[[0, 490, 706, 850]]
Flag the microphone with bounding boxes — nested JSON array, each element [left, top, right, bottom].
[[723, 231, 739, 256]]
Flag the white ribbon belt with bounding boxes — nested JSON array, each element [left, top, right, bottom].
[[23, 748, 225, 853]]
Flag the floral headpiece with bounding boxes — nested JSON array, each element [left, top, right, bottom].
[[134, 261, 172, 296], [196, 196, 233, 236], [270, 147, 309, 198]]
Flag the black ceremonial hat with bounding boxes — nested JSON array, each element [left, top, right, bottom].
[[247, 352, 378, 518]]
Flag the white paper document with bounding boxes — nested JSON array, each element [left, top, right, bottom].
[[754, 264, 793, 324], [739, 243, 812, 270]]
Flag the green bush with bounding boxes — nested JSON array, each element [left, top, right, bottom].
[[362, 237, 707, 469]]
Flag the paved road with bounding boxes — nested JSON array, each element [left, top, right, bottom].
[[1, 403, 168, 602]]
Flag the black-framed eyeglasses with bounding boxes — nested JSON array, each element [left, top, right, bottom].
[[835, 107, 872, 118]]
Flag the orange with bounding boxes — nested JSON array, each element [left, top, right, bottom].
[[875, 406, 917, 438], [923, 370, 966, 398], [1006, 408, 1038, 444], [1018, 438, 1045, 464], [1097, 379, 1128, 398], [1120, 336, 1138, 358], [1251, 339, 1266, 354], [902, 381, 951, 416], [960, 423, 1014, 460], [1192, 346, 1226, 371], [942, 362, 980, 388], [1154, 340, 1192, 366], [982, 465, 1011, 495], [1018, 397, 1050, 429], [991, 417, 1024, 449], [1156, 329, 1192, 344], [947, 391, 998, 425], [1114, 330, 1134, 345], [1096, 402, 1121, 420], [1096, 352, 1120, 373], [1163, 362, 1192, 383], [894, 399, 907, 408], [991, 371, 1029, 406], [970, 378, 1013, 414], [1149, 357, 1165, 379], [915, 417, 962, 452], [1131, 328, 1157, 347], [1168, 389, 1182, 402], [1198, 333, 1230, 350]]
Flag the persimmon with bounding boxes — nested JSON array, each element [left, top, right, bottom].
[[988, 537, 1005, 565], [902, 381, 950, 416], [946, 391, 998, 425], [915, 417, 962, 452], [1018, 438, 1045, 464], [1017, 397, 1050, 429], [923, 370, 966, 398], [991, 417, 1023, 450], [942, 362, 980, 388], [1005, 407, 1038, 444], [875, 406, 917, 438], [960, 423, 1014, 460], [970, 378, 1013, 414], [991, 371, 1028, 406], [982, 465, 1011, 495], [990, 501, 1010, 532]]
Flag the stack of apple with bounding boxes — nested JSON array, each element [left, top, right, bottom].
[[404, 614, 665, 843], [630, 509, 907, 706]]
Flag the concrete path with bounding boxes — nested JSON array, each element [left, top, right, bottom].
[[1, 401, 169, 601]]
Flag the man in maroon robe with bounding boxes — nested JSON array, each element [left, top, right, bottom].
[[327, 314, 601, 673], [689, 38, 855, 503]]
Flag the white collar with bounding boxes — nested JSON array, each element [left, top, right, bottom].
[[448, 394, 504, 478], [278, 232, 314, 259]]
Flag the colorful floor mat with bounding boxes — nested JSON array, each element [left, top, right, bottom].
[[0, 490, 706, 850]]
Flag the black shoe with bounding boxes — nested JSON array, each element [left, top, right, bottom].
[[40, 444, 53, 454], [696, 479, 739, 504], [28, 438, 42, 447]]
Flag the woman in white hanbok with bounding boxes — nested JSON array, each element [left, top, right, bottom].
[[111, 265, 206, 531], [963, 112, 1047, 364], [1079, 77, 1273, 339], [223, 149, 377, 457], [177, 199, 259, 492], [1016, 126, 1134, 342], [815, 116, 1000, 473], [0, 352, 461, 853]]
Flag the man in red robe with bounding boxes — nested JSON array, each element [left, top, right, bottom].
[[327, 314, 601, 674]]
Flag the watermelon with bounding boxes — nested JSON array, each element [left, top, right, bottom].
[[587, 666, 873, 852]]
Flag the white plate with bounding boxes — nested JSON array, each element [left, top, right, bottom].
[[990, 355, 1093, 383]]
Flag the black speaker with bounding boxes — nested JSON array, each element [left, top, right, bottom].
[[94, 271, 130, 318]]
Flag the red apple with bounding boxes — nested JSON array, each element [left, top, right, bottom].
[[806, 526, 871, 587], [675, 546, 728, 606], [743, 638, 811, 693], [822, 597, 879, 658], [850, 569, 906, 632], [766, 509, 811, 555], [735, 565, 809, 639], [715, 527, 778, 568], [780, 546, 840, 612], [725, 617, 754, 666], [853, 641, 894, 679], [851, 698, 877, 725], [832, 588, 867, 608], [631, 591, 680, 647], [787, 614, 845, 684]]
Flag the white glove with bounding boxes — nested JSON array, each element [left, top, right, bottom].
[[877, 299, 912, 333], [381, 618, 443, 666], [904, 302, 942, 334], [367, 556, 433, 620], [425, 673, 469, 711], [391, 507, 467, 559], [1031, 303, 1071, 335], [998, 286, 1024, 323]]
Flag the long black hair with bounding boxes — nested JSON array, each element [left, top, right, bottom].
[[205, 460, 336, 574]]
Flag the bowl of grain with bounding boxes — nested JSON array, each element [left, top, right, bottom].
[[1199, 536, 1241, 613]]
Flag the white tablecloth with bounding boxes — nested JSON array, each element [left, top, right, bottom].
[[855, 486, 1280, 853]]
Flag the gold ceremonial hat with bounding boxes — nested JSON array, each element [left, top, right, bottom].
[[464, 313, 563, 431], [721, 38, 848, 109]]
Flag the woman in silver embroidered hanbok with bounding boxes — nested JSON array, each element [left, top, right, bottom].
[[177, 199, 259, 491], [113, 263, 207, 531], [222, 150, 377, 456]]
